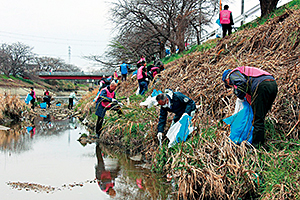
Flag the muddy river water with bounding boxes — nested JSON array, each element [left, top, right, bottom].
[[0, 117, 176, 200]]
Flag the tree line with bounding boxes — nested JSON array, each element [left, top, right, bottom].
[[0, 42, 80, 78], [90, 0, 281, 67]]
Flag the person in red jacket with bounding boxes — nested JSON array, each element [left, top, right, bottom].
[[219, 5, 234, 38]]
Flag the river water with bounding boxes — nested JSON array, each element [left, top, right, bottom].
[[0, 117, 176, 200]]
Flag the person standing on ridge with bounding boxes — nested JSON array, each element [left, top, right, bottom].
[[120, 61, 128, 81], [222, 66, 278, 148], [219, 5, 234, 38]]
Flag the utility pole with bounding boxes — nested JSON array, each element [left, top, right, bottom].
[[68, 46, 71, 64], [241, 0, 245, 26]]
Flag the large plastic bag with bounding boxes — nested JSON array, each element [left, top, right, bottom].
[[234, 98, 244, 114], [25, 93, 32, 105], [166, 113, 194, 148], [140, 96, 157, 108], [223, 99, 253, 144]]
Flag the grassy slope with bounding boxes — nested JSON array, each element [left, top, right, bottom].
[[77, 1, 300, 199]]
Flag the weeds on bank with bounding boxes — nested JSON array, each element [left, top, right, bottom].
[[152, 118, 300, 199], [0, 94, 26, 122], [102, 94, 158, 150]]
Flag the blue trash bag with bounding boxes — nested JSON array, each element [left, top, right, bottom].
[[93, 91, 100, 102], [56, 103, 61, 106], [25, 94, 32, 105], [26, 126, 33, 133], [40, 114, 47, 118], [166, 114, 194, 148], [151, 89, 162, 97], [223, 100, 253, 144], [40, 102, 47, 109]]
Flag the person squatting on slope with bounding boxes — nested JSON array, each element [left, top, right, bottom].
[[95, 82, 122, 138], [219, 5, 234, 38], [156, 89, 196, 142], [137, 61, 149, 95], [222, 66, 278, 148]]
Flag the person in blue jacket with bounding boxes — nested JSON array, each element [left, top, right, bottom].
[[156, 89, 196, 141], [120, 61, 128, 81]]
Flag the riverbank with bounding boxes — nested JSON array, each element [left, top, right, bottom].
[[75, 8, 300, 200]]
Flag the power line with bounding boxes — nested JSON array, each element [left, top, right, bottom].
[[0, 30, 108, 46]]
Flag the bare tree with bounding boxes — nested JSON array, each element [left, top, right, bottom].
[[35, 56, 81, 72], [260, 0, 280, 17], [0, 42, 36, 77], [106, 0, 218, 63]]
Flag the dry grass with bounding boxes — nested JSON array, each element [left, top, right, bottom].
[[0, 93, 26, 122]]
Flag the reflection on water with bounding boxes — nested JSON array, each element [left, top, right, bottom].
[[96, 144, 118, 198], [0, 116, 176, 200]]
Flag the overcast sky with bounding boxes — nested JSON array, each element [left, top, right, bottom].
[[0, 0, 291, 72]]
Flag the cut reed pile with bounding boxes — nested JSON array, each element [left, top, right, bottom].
[[0, 94, 26, 123]]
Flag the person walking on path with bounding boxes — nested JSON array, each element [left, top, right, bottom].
[[219, 5, 234, 38], [68, 91, 77, 110], [222, 66, 278, 148], [29, 87, 36, 110], [156, 89, 196, 143], [120, 61, 128, 81]]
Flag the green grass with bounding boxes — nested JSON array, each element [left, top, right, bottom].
[[0, 75, 11, 79], [238, 0, 300, 30], [161, 40, 218, 65]]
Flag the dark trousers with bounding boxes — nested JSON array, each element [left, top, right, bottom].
[[122, 74, 127, 81], [96, 116, 104, 138], [222, 24, 232, 38], [30, 99, 35, 110], [251, 80, 278, 146], [138, 81, 148, 95], [68, 98, 74, 109]]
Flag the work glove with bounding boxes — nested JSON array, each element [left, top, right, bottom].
[[145, 78, 149, 81], [112, 98, 118, 103], [157, 132, 163, 141]]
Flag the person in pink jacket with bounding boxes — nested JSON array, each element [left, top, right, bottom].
[[219, 5, 234, 38], [222, 66, 278, 148], [29, 87, 36, 110]]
